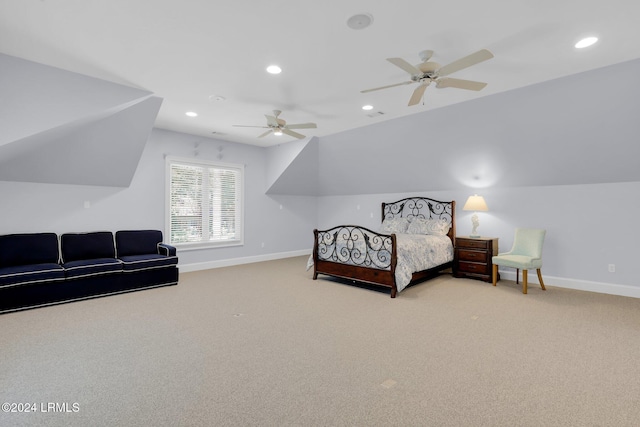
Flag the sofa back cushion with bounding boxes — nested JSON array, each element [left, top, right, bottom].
[[61, 232, 115, 263], [0, 233, 60, 267], [116, 230, 163, 257]]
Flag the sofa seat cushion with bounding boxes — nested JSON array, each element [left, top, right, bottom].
[[0, 263, 65, 288], [63, 258, 123, 279], [119, 254, 178, 272]]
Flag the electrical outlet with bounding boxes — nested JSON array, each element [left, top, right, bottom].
[[608, 264, 616, 273]]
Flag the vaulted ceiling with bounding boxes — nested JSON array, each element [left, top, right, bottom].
[[2, 0, 640, 147], [0, 54, 161, 187]]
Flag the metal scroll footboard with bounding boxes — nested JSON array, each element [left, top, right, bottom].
[[312, 197, 456, 298], [312, 225, 400, 297]]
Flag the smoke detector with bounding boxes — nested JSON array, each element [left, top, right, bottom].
[[347, 13, 373, 30]]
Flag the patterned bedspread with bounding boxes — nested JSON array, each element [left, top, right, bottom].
[[393, 234, 453, 292], [309, 232, 453, 293]]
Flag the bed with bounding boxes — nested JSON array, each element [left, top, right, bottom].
[[311, 197, 456, 298]]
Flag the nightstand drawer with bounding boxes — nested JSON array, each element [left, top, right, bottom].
[[456, 239, 490, 250], [457, 249, 487, 262], [458, 261, 491, 275]]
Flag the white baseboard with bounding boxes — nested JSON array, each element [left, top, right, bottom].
[[178, 249, 310, 273], [179, 256, 639, 299], [498, 270, 640, 299]]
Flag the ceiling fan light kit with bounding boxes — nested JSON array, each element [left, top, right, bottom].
[[361, 48, 494, 106], [233, 110, 317, 140]]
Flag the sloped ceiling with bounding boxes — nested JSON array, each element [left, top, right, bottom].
[[266, 137, 319, 196], [309, 57, 640, 196], [2, 1, 640, 147], [0, 54, 161, 187]]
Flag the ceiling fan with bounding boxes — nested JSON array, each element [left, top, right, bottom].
[[233, 110, 317, 139], [361, 49, 494, 106]]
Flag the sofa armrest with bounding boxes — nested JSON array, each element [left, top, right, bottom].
[[158, 243, 177, 257]]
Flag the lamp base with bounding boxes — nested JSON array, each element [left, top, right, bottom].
[[468, 234, 481, 238]]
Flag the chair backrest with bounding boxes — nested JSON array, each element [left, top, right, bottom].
[[510, 228, 546, 258]]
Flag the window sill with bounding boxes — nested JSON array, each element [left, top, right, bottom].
[[172, 240, 244, 251]]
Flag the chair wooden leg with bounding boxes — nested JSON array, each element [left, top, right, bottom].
[[492, 264, 498, 286], [522, 270, 528, 294], [516, 268, 519, 284], [537, 269, 546, 290]]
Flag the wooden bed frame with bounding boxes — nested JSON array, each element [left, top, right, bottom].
[[312, 197, 456, 298]]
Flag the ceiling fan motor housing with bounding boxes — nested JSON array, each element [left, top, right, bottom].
[[410, 62, 441, 82]]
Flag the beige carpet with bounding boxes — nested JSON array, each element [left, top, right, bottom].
[[1, 256, 640, 427]]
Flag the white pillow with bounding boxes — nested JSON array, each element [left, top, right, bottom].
[[379, 217, 409, 234], [407, 218, 451, 236]]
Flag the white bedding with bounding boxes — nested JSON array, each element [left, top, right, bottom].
[[308, 233, 454, 293], [393, 234, 453, 292]]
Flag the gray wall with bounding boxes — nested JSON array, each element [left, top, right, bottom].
[[316, 182, 640, 295], [308, 58, 640, 296], [1, 56, 639, 298], [0, 128, 317, 268]]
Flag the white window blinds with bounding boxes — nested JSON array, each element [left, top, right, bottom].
[[167, 158, 243, 247]]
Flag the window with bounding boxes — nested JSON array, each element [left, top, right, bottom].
[[166, 157, 244, 249]]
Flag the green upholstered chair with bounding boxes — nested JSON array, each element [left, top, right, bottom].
[[492, 228, 546, 294]]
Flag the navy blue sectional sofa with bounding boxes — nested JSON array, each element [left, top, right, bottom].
[[0, 230, 178, 314]]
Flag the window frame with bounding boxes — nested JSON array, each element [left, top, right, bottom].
[[165, 156, 244, 251]]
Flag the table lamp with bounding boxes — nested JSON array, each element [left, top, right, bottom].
[[463, 194, 488, 238]]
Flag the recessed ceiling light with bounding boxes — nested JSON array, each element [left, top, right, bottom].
[[347, 13, 373, 30], [185, 111, 198, 117], [362, 105, 374, 111], [575, 36, 598, 49], [266, 65, 282, 74]]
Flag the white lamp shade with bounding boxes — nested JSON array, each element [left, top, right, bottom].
[[463, 195, 488, 212]]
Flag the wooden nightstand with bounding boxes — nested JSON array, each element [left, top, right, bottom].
[[453, 236, 498, 282]]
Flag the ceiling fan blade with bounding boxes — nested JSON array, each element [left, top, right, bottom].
[[437, 49, 494, 77], [265, 114, 279, 127], [233, 125, 269, 128], [361, 81, 413, 93], [436, 77, 487, 91], [282, 128, 306, 139], [258, 129, 273, 138], [387, 58, 422, 75], [286, 123, 317, 130], [408, 83, 429, 106]]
